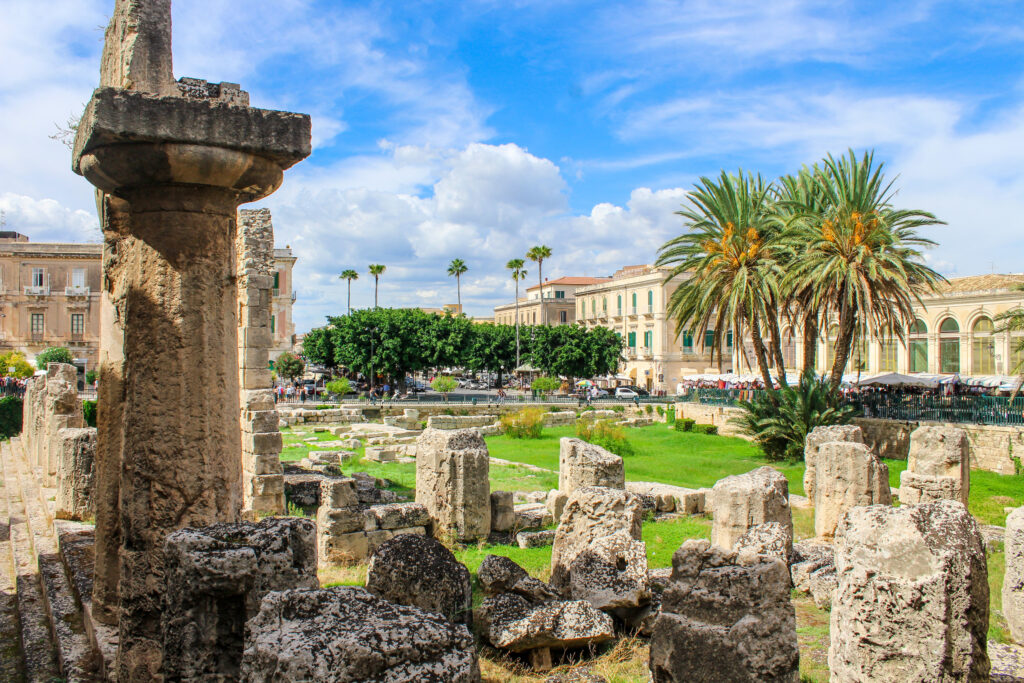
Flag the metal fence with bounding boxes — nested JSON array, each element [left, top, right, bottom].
[[677, 387, 1024, 426]]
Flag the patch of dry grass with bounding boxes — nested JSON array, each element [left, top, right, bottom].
[[480, 636, 651, 683], [319, 563, 367, 587]]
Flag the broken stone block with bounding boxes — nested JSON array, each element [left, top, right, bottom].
[[649, 538, 798, 682], [899, 425, 970, 506], [789, 540, 837, 610], [490, 491, 515, 532], [55, 427, 96, 521], [709, 467, 791, 553], [803, 425, 863, 503], [733, 521, 792, 563], [365, 502, 430, 531], [829, 500, 989, 682], [813, 442, 891, 539], [364, 446, 397, 463], [162, 518, 317, 681], [558, 437, 625, 495], [546, 489, 568, 523], [1005, 506, 1024, 644], [518, 530, 557, 549], [478, 555, 529, 596], [568, 532, 651, 613], [515, 503, 554, 529], [366, 534, 472, 625], [550, 487, 644, 593], [241, 587, 481, 682], [477, 594, 615, 652], [415, 428, 491, 542]]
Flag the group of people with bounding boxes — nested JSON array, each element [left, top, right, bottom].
[[0, 376, 28, 397]]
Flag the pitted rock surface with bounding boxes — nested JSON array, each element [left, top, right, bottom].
[[789, 539, 836, 609], [545, 668, 608, 682], [366, 534, 472, 624], [803, 425, 863, 502], [813, 441, 891, 539], [829, 500, 989, 682], [900, 425, 970, 506], [478, 555, 561, 603], [1005, 506, 1024, 643], [568, 532, 651, 612], [710, 466, 791, 552], [242, 587, 480, 682], [416, 428, 491, 542], [558, 437, 625, 494], [734, 521, 793, 563], [649, 539, 798, 682], [477, 593, 615, 652]]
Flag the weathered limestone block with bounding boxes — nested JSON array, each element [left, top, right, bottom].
[[364, 502, 430, 531], [829, 500, 989, 682], [415, 428, 491, 542], [515, 502, 553, 529], [710, 466, 791, 553], [803, 425, 863, 503], [550, 487, 644, 592], [162, 517, 317, 681], [242, 587, 481, 682], [477, 555, 560, 605], [733, 521, 792, 563], [55, 427, 97, 521], [366, 534, 472, 624], [568, 532, 651, 612], [558, 437, 625, 494], [1003, 506, 1024, 644], [546, 488, 568, 524], [899, 425, 970, 506], [649, 539, 798, 683], [813, 442, 891, 539], [626, 481, 706, 514], [790, 540, 836, 610], [518, 529, 557, 549], [490, 490, 514, 532], [477, 594, 615, 652], [43, 366, 86, 484]]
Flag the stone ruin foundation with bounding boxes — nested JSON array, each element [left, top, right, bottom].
[[558, 437, 625, 495], [829, 500, 989, 682], [709, 466, 792, 552], [899, 424, 971, 506], [813, 441, 891, 539], [803, 424, 863, 503], [415, 428, 491, 542], [1003, 506, 1024, 645]]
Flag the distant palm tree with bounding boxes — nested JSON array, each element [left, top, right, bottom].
[[368, 264, 386, 308], [507, 258, 527, 368], [339, 269, 359, 314], [527, 245, 552, 324], [447, 258, 468, 312]]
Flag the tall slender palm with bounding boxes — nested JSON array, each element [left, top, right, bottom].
[[507, 258, 527, 368], [368, 264, 386, 308], [339, 269, 359, 315], [785, 149, 945, 393], [656, 170, 785, 395], [447, 258, 468, 313], [527, 245, 552, 324]]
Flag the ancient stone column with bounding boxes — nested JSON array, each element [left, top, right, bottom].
[[649, 539, 799, 682], [558, 437, 625, 495], [899, 425, 970, 506], [829, 501, 989, 681], [803, 424, 863, 503], [42, 363, 85, 487], [1004, 506, 1024, 644], [237, 208, 284, 516], [415, 428, 491, 543], [813, 442, 891, 539], [709, 466, 791, 553], [72, 3, 310, 677], [55, 427, 97, 521]]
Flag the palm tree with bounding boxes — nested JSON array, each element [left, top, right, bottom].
[[368, 264, 386, 308], [507, 258, 527, 368], [656, 170, 785, 395], [447, 258, 468, 313], [339, 269, 359, 314], [526, 245, 552, 324], [785, 149, 945, 393]]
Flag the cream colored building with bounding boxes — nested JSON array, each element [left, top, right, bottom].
[[493, 276, 611, 327], [575, 265, 725, 392], [0, 233, 297, 371], [732, 274, 1024, 378]]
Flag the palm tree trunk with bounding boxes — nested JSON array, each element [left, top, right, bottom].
[[514, 280, 521, 368], [374, 276, 379, 308], [765, 301, 789, 389], [457, 275, 462, 312], [802, 313, 818, 375], [347, 280, 352, 315], [538, 262, 544, 326], [829, 293, 857, 393], [748, 308, 778, 397]]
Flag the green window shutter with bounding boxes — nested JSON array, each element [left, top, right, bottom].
[[274, 272, 280, 289], [617, 295, 622, 311], [628, 332, 636, 347], [632, 292, 637, 308], [648, 290, 653, 307], [705, 330, 715, 348], [683, 332, 693, 349], [271, 315, 276, 333]]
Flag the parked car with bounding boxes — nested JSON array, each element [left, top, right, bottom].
[[625, 385, 650, 396], [615, 387, 639, 399]]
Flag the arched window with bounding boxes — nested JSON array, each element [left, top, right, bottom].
[[647, 290, 654, 312], [879, 327, 898, 372], [909, 318, 928, 372], [602, 297, 607, 312], [617, 294, 622, 314], [631, 292, 637, 312], [939, 317, 960, 373], [972, 317, 995, 374], [781, 327, 797, 369]]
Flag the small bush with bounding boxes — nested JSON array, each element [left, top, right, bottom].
[[666, 408, 676, 424], [582, 405, 595, 412], [656, 406, 665, 416], [35, 346, 74, 370], [612, 406, 625, 413], [500, 408, 545, 439], [549, 406, 563, 412], [694, 423, 718, 435], [82, 400, 97, 428], [531, 376, 561, 394], [326, 378, 352, 396], [0, 396, 23, 437], [315, 405, 332, 410], [86, 369, 98, 385], [575, 418, 634, 457], [674, 418, 695, 432], [644, 404, 654, 415], [431, 376, 459, 397]]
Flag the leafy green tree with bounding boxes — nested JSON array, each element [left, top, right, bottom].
[[529, 325, 621, 381], [431, 376, 458, 401], [657, 170, 786, 393], [421, 313, 473, 370], [299, 327, 336, 372], [0, 351, 36, 378], [276, 352, 305, 382], [507, 258, 527, 368], [526, 245, 552, 323], [733, 370, 860, 461], [329, 308, 434, 391], [531, 376, 561, 395], [447, 259, 468, 312], [35, 346, 74, 370], [325, 377, 352, 396], [464, 323, 518, 387], [368, 264, 386, 308], [339, 269, 359, 314], [786, 150, 945, 392]]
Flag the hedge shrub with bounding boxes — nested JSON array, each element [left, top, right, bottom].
[[674, 417, 695, 432], [0, 396, 22, 437], [694, 423, 718, 435], [83, 399, 97, 428]]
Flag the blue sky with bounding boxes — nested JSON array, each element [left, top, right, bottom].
[[1, 1, 1023, 332]]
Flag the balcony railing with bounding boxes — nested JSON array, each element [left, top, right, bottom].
[[65, 285, 90, 296], [291, 291, 297, 303], [24, 285, 49, 296]]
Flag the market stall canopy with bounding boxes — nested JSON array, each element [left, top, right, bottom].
[[854, 372, 958, 389]]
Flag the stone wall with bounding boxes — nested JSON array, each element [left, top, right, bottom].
[[426, 414, 498, 429], [237, 209, 285, 516], [672, 403, 746, 437]]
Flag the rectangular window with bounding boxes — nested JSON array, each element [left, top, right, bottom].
[[70, 313, 84, 335], [704, 330, 715, 349], [910, 340, 928, 373], [270, 315, 276, 334], [973, 338, 995, 375], [940, 340, 960, 374], [879, 341, 898, 372], [627, 331, 636, 348], [559, 310, 567, 323], [72, 268, 86, 288], [273, 271, 281, 291], [31, 313, 44, 336], [554, 290, 565, 299], [1011, 340, 1024, 374], [682, 332, 693, 352], [32, 268, 44, 287], [644, 330, 652, 348]]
